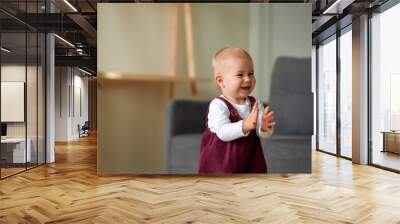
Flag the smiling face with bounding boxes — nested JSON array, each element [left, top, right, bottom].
[[213, 49, 255, 104]]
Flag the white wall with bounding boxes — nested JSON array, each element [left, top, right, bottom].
[[98, 4, 172, 76], [55, 67, 89, 141], [1, 66, 26, 136], [71, 73, 89, 138], [55, 66, 69, 141], [250, 4, 311, 101], [1, 65, 36, 137], [190, 4, 250, 99]]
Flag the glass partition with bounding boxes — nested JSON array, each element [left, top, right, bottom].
[[38, 32, 45, 165], [1, 31, 28, 177], [0, 2, 46, 179], [27, 30, 38, 169], [317, 35, 337, 155]]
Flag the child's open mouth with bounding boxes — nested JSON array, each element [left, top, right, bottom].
[[240, 86, 251, 91]]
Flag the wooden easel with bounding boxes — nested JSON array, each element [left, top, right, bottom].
[[101, 4, 207, 98], [168, 3, 198, 98]]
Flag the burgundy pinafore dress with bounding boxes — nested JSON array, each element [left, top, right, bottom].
[[198, 96, 267, 174]]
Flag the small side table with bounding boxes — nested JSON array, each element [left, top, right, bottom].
[[381, 131, 400, 154]]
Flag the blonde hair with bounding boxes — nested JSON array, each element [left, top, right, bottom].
[[211, 47, 252, 74]]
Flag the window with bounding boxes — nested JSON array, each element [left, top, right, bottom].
[[339, 27, 352, 158], [317, 35, 337, 154], [370, 2, 400, 171]]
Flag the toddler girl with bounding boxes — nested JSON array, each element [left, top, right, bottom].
[[198, 47, 276, 174]]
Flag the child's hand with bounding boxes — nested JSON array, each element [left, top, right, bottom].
[[261, 106, 275, 133], [242, 102, 258, 134]]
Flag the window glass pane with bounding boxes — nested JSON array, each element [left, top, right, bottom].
[[38, 32, 45, 165], [318, 36, 337, 154], [371, 3, 400, 171], [27, 31, 38, 169], [340, 28, 352, 158], [312, 45, 317, 150]]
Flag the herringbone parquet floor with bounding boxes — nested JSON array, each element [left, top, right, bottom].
[[1, 134, 400, 223]]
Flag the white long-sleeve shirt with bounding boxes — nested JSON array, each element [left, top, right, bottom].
[[207, 95, 273, 142]]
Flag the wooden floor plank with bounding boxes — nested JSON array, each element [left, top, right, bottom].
[[0, 134, 400, 223]]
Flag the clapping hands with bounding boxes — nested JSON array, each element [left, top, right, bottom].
[[242, 103, 259, 134], [242, 102, 276, 134], [261, 105, 275, 133]]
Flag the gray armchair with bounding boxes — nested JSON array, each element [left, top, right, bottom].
[[264, 56, 312, 173], [165, 100, 209, 174]]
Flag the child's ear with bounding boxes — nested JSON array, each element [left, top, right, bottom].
[[215, 74, 224, 88]]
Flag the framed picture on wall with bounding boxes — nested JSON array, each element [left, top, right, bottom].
[[1, 81, 25, 122]]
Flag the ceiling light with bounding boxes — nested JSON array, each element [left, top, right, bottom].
[[63, 0, 78, 12], [322, 0, 355, 15], [78, 67, 93, 76], [323, 0, 343, 14], [1, 47, 11, 53], [54, 34, 75, 48]]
